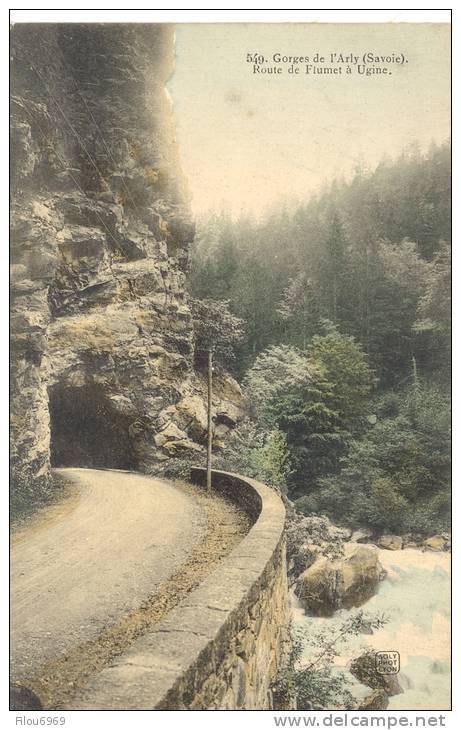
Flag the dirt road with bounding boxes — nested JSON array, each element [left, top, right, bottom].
[[10, 468, 206, 683]]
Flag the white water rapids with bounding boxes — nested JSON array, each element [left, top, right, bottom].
[[292, 547, 451, 710]]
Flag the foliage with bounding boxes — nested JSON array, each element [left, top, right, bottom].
[[415, 241, 450, 337], [307, 324, 376, 433], [244, 330, 374, 492], [159, 412, 292, 499], [277, 272, 320, 350], [10, 468, 66, 525], [244, 345, 315, 426], [188, 142, 451, 533], [189, 297, 245, 371], [190, 143, 450, 382], [213, 419, 292, 491], [273, 611, 388, 710], [250, 429, 293, 491], [158, 453, 201, 481], [311, 382, 451, 534], [414, 241, 451, 376]]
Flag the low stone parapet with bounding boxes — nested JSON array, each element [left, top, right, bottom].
[[67, 468, 288, 710]]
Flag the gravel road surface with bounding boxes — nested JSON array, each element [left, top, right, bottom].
[[11, 468, 205, 682]]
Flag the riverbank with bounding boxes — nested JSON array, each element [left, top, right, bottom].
[[290, 527, 451, 710]]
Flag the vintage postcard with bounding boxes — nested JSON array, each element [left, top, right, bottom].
[[9, 11, 452, 720]]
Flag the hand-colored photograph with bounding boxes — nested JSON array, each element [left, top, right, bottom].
[[10, 18, 451, 712]]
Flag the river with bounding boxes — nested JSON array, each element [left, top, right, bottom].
[[292, 547, 451, 710]]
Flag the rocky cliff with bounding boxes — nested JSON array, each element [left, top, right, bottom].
[[10, 23, 243, 508]]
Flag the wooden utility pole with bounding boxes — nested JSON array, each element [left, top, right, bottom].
[[206, 348, 213, 492]]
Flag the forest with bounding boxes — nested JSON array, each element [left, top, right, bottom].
[[188, 141, 451, 536]]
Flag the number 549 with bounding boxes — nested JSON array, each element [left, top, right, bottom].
[[247, 53, 265, 64]]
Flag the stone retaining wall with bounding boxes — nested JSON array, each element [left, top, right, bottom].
[[67, 469, 289, 710]]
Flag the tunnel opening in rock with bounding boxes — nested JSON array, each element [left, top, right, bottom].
[[49, 383, 138, 470]]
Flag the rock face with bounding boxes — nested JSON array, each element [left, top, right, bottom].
[[10, 24, 243, 507], [295, 543, 386, 616]]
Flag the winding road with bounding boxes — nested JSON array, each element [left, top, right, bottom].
[[10, 468, 206, 683]]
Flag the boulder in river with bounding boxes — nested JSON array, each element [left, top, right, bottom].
[[430, 660, 449, 674], [358, 689, 389, 710], [378, 534, 403, 550], [351, 526, 374, 543], [423, 535, 448, 551], [286, 513, 348, 583], [350, 651, 403, 696], [295, 542, 386, 616]]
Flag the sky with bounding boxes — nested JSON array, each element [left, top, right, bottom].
[[168, 23, 450, 219]]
